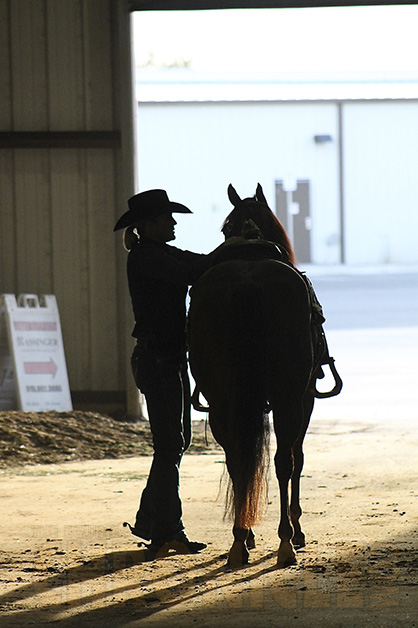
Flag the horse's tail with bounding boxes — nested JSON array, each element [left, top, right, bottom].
[[225, 279, 270, 529]]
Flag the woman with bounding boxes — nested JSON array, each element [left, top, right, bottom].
[[114, 189, 208, 559]]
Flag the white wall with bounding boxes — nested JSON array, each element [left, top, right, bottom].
[[343, 101, 418, 264], [136, 101, 341, 264]]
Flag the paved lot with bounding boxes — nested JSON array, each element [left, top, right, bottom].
[[304, 266, 418, 430], [304, 264, 418, 330]]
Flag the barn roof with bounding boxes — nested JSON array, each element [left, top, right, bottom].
[[136, 69, 418, 103]]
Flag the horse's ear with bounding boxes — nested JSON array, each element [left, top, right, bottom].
[[228, 184, 242, 207], [256, 183, 268, 206]]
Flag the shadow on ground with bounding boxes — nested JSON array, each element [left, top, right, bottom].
[[0, 527, 417, 628]]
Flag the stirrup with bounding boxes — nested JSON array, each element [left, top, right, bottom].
[[313, 356, 343, 399], [191, 386, 209, 412]]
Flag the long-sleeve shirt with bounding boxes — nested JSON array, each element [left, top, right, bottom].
[[127, 237, 208, 354]]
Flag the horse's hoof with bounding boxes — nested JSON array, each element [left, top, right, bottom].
[[277, 554, 297, 568], [227, 541, 249, 569], [277, 541, 296, 568], [292, 532, 306, 549]]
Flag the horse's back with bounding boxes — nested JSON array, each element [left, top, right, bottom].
[[189, 259, 310, 337], [191, 258, 305, 305]]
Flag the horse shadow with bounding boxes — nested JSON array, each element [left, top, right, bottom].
[[0, 547, 280, 627]]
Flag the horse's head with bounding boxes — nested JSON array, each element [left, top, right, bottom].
[[222, 184, 296, 265]]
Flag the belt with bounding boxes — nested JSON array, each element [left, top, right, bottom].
[[134, 338, 185, 356]]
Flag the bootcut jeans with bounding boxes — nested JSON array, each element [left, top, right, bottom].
[[131, 343, 192, 546]]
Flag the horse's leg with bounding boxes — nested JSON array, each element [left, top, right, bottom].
[[290, 391, 314, 548], [228, 523, 250, 569], [209, 406, 251, 568], [246, 528, 256, 550], [224, 451, 251, 569], [274, 442, 296, 567], [290, 436, 305, 549], [273, 404, 304, 568], [230, 525, 255, 568]]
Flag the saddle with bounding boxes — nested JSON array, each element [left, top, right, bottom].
[[211, 238, 287, 265]]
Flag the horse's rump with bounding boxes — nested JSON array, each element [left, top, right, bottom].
[[189, 258, 313, 404]]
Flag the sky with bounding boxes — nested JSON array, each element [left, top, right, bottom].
[[133, 5, 418, 74]]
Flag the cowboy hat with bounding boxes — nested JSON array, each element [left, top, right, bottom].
[[114, 189, 192, 231]]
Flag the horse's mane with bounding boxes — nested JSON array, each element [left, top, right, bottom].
[[222, 184, 296, 266]]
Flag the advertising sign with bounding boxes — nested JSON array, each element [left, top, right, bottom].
[[1, 294, 72, 411]]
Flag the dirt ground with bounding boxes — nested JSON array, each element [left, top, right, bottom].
[[0, 411, 417, 627]]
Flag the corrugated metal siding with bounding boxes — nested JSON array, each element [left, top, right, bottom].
[[136, 69, 418, 103], [0, 0, 134, 396]]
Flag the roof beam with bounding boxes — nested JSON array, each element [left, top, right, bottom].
[[129, 1, 418, 11], [0, 131, 121, 149]]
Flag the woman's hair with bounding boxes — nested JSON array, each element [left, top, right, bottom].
[[123, 225, 139, 251]]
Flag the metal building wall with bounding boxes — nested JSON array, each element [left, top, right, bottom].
[[135, 100, 341, 265], [343, 101, 418, 264], [136, 97, 418, 266], [0, 0, 136, 404]]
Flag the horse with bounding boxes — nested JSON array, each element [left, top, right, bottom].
[[188, 184, 324, 569]]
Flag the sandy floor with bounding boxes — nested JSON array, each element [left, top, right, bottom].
[[0, 416, 417, 627]]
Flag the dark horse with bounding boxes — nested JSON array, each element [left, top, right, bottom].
[[188, 184, 338, 569]]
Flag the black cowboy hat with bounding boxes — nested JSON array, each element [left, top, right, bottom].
[[114, 189, 192, 231]]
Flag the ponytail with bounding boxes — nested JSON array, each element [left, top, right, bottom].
[[123, 225, 139, 251]]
